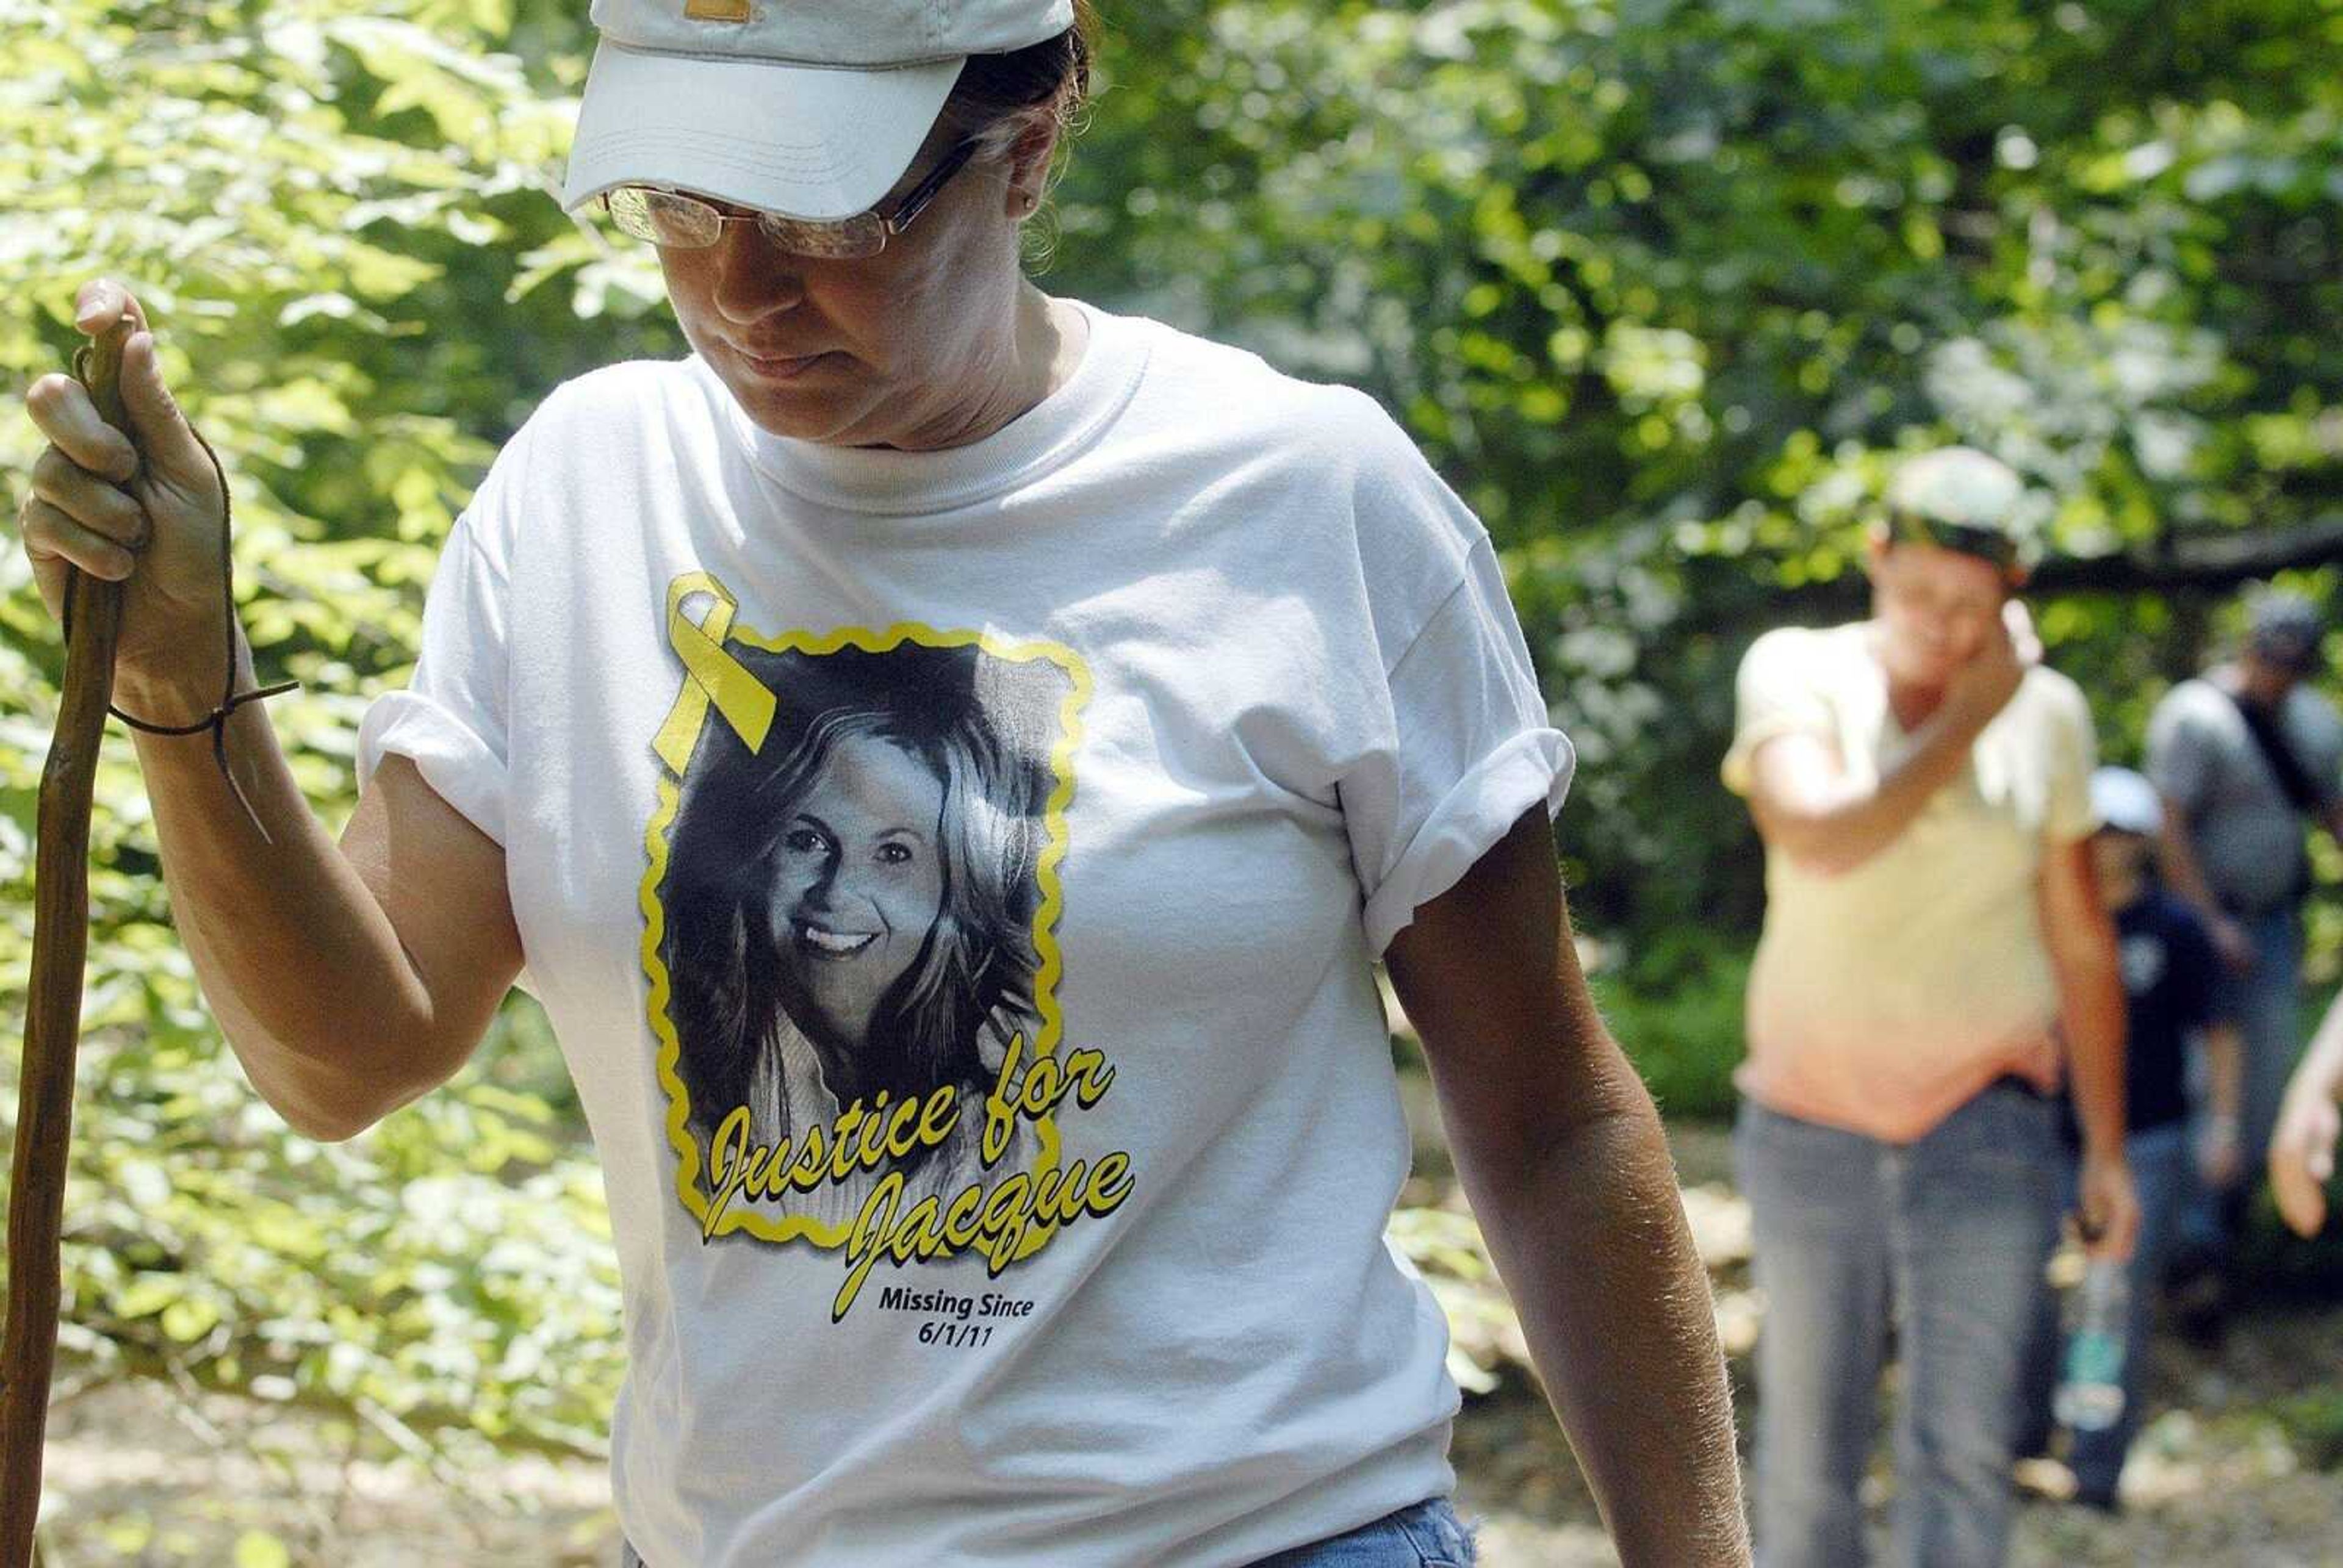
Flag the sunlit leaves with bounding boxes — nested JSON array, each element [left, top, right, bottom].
[[0, 0, 654, 1478], [1049, 0, 2341, 945]]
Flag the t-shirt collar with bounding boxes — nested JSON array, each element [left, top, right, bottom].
[[708, 298, 1148, 517]]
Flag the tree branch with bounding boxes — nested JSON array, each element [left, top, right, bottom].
[[2031, 516, 2343, 595]]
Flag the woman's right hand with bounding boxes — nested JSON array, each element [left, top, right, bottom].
[[1944, 599, 2039, 733], [17, 278, 241, 722]]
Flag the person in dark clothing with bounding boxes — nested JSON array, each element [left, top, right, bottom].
[[2018, 766, 2243, 1511]]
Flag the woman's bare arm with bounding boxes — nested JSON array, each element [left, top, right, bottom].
[[20, 276, 520, 1140], [1743, 610, 2029, 878], [134, 648, 522, 1138], [2036, 835, 2140, 1259], [1383, 805, 1749, 1567]]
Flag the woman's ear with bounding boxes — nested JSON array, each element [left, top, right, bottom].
[[1862, 523, 1892, 584], [1001, 111, 1063, 217]]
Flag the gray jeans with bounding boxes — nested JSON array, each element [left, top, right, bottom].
[[1735, 1079, 2062, 1568]]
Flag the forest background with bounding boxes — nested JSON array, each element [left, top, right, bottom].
[[2, 0, 2339, 1556]]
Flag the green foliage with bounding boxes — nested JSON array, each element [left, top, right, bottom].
[[13, 983, 625, 1475], [1589, 932, 1752, 1122], [1045, 0, 2343, 952], [1, 0, 638, 1476]]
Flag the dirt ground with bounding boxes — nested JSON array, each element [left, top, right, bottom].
[[1449, 1300, 2343, 1567], [27, 1120, 2343, 1565], [1443, 1123, 2343, 1568]]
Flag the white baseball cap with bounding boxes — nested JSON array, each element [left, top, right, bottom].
[[2090, 767, 2162, 837], [1883, 447, 2028, 569], [560, 0, 1076, 221]]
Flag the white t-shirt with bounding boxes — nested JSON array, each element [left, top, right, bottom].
[[354, 298, 1574, 1567]]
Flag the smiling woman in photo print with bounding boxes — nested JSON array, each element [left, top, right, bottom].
[[659, 638, 1062, 1226]]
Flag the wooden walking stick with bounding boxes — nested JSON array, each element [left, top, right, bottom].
[[0, 318, 135, 1567]]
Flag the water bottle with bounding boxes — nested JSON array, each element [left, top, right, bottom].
[[2054, 1257, 2128, 1433]]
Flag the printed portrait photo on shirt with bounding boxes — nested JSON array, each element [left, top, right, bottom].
[[647, 618, 1084, 1244]]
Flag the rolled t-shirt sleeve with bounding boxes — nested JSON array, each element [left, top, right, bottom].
[[1341, 533, 1577, 961], [1721, 628, 1832, 797], [355, 508, 514, 849]]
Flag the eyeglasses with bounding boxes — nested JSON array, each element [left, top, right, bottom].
[[599, 138, 983, 261]]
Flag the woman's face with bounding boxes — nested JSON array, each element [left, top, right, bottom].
[[773, 732, 949, 1051], [1866, 536, 2011, 689], [655, 122, 1034, 450]]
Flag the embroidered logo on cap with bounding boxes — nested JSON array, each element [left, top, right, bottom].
[[683, 0, 751, 20]]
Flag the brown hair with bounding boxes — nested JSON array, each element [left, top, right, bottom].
[[937, 2, 1098, 266]]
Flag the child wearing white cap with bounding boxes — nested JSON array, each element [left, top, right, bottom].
[[2015, 767, 2244, 1512]]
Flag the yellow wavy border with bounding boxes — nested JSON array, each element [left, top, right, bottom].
[[639, 573, 1093, 1251]]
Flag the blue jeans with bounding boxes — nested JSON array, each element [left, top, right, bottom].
[[1735, 1081, 2063, 1568], [616, 1495, 1477, 1566], [2180, 906, 2303, 1267], [1247, 1496, 1478, 1566], [2014, 1121, 2192, 1497]]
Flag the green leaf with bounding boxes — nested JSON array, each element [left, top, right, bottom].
[[234, 1530, 293, 1568]]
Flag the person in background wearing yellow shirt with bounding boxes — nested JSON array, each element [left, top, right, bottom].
[[1722, 447, 2140, 1568]]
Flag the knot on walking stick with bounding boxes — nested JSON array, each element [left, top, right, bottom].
[[57, 343, 301, 845]]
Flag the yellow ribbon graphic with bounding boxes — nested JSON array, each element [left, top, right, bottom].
[[653, 571, 776, 774]]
